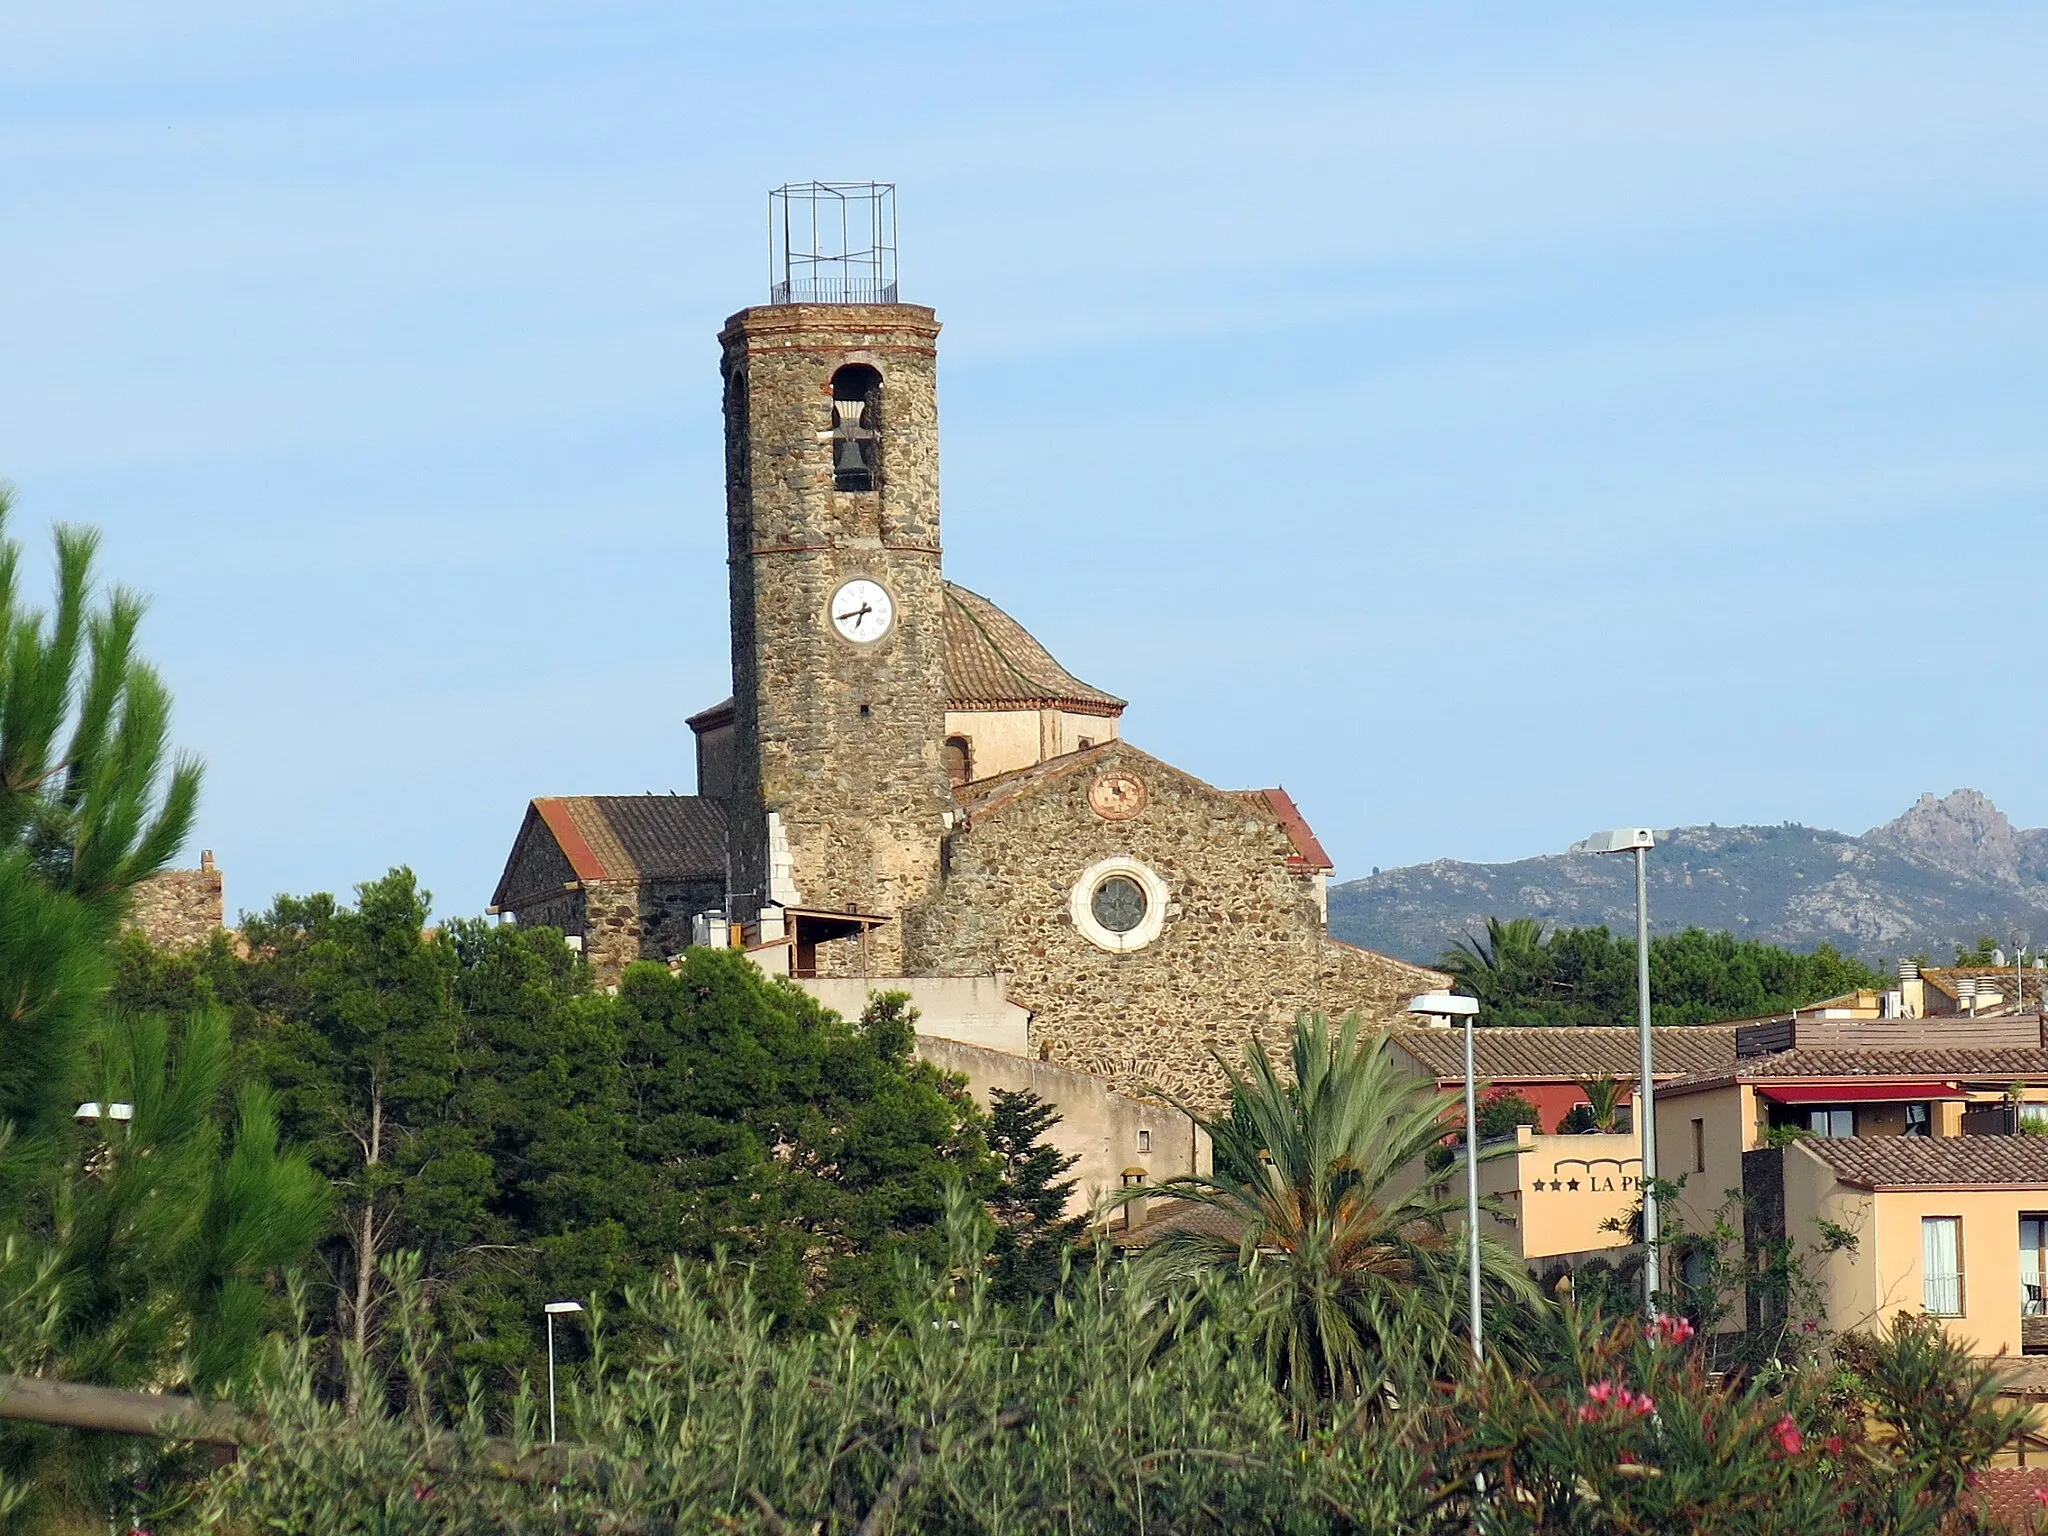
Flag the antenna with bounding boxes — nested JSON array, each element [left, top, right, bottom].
[[768, 183, 898, 304]]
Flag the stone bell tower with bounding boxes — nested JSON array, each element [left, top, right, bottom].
[[721, 183, 951, 974]]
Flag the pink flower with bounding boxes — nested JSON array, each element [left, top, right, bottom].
[[1772, 1414, 1804, 1456], [2033, 1486, 2048, 1506], [1651, 1313, 1695, 1345], [1825, 1436, 1844, 1456], [1587, 1379, 1615, 1404]]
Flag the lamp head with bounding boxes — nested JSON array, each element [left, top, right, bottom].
[[1571, 828, 1655, 855], [544, 1301, 585, 1315], [1407, 990, 1480, 1019]]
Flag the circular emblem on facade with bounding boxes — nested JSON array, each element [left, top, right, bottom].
[[828, 578, 894, 644], [1070, 856, 1170, 953], [1088, 771, 1148, 821]]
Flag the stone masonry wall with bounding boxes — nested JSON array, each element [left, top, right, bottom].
[[720, 304, 953, 975], [578, 877, 723, 984], [127, 855, 225, 950], [911, 743, 1443, 1113]]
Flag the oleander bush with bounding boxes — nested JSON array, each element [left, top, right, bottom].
[[192, 1205, 2036, 1536]]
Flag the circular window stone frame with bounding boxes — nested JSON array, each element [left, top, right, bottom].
[[1069, 856, 1170, 953]]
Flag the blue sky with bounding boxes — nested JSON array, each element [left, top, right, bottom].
[[4, 3, 2045, 920]]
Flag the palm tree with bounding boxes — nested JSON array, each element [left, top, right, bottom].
[[1129, 1012, 1540, 1410], [1579, 1072, 1624, 1133], [1436, 916, 1549, 1015]]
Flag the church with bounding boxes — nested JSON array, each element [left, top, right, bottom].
[[490, 186, 1441, 1142]]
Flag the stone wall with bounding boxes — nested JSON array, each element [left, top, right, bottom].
[[720, 304, 954, 974], [127, 853, 225, 950], [911, 743, 1443, 1113], [916, 1034, 1210, 1219], [579, 876, 723, 982]]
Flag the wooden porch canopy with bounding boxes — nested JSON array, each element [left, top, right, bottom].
[[780, 906, 891, 979]]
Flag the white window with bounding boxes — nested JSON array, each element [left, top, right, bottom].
[[1137, 1129, 1151, 1153], [1903, 1103, 1931, 1137], [1922, 1216, 1963, 1316]]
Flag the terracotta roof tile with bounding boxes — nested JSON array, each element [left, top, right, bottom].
[[1662, 1047, 2048, 1096], [1228, 788, 1334, 872], [683, 584, 1125, 728], [941, 583, 1125, 715], [1392, 1026, 1739, 1085], [1798, 1134, 2048, 1189], [1973, 1466, 2048, 1524], [527, 796, 726, 885]]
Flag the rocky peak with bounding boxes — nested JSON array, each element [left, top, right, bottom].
[[1864, 789, 2022, 886]]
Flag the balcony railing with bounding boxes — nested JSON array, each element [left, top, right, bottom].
[[1924, 1273, 1963, 1316]]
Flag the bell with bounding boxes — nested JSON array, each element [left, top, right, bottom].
[[836, 439, 867, 473]]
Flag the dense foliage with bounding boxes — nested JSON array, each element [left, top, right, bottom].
[[0, 495, 324, 1530], [117, 883, 1004, 1389], [1438, 917, 1888, 1027], [195, 1214, 2036, 1535]]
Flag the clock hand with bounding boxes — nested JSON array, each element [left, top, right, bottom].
[[837, 603, 873, 624]]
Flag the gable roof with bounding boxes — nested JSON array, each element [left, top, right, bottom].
[[1229, 788, 1334, 873], [1391, 1026, 1739, 1086], [491, 795, 726, 907], [941, 583, 1126, 716], [1659, 1046, 2048, 1097], [1797, 1134, 2048, 1190]]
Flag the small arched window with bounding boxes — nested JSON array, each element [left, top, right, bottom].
[[943, 734, 973, 787], [829, 364, 882, 492]]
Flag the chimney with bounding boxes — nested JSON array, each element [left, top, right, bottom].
[[1960, 977, 1978, 1017], [1899, 959, 1924, 1019]]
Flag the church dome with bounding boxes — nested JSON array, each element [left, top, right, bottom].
[[942, 583, 1125, 717]]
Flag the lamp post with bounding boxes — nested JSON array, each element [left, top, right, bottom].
[[1408, 989, 1484, 1361], [543, 1301, 584, 1444], [1570, 826, 1659, 1310]]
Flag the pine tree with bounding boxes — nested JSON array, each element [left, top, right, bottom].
[[985, 1087, 1083, 1305], [0, 491, 325, 1529]]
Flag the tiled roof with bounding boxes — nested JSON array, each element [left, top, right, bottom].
[[1391, 1026, 1739, 1085], [1661, 1047, 2048, 1096], [513, 795, 726, 894], [942, 583, 1126, 715], [1798, 1134, 2048, 1189], [1111, 1197, 1246, 1250], [1923, 966, 2048, 1008], [681, 583, 1125, 729], [1973, 1466, 2048, 1525]]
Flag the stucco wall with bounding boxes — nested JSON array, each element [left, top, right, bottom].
[[916, 1034, 1210, 1218], [1859, 1179, 2036, 1356], [795, 975, 1031, 1056], [946, 709, 1121, 783], [911, 742, 1441, 1112], [1657, 1084, 1754, 1242], [1480, 1127, 1644, 1260]]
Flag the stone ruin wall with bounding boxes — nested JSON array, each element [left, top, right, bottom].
[[127, 855, 225, 950]]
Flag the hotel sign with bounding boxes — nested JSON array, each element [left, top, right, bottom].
[[1533, 1155, 1643, 1194]]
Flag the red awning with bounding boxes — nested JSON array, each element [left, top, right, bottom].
[[1752, 1082, 1960, 1105]]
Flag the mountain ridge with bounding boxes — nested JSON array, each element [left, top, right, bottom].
[[1329, 790, 2048, 965]]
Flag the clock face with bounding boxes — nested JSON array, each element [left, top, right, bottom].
[[829, 579, 893, 644], [1088, 771, 1148, 821]]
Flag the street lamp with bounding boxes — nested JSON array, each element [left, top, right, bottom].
[[543, 1301, 584, 1444], [1408, 989, 1484, 1361], [1570, 826, 1660, 1310]]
